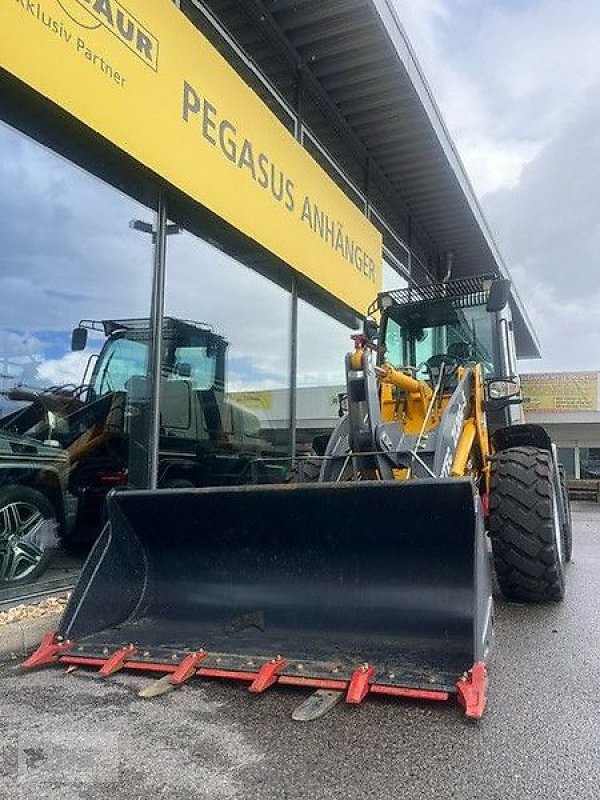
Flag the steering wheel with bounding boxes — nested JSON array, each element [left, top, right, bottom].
[[426, 354, 460, 370], [421, 353, 460, 385]]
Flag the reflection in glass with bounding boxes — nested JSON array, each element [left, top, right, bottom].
[[164, 232, 292, 483], [0, 123, 153, 593]]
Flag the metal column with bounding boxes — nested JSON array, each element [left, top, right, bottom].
[[574, 443, 581, 480], [288, 277, 298, 461], [287, 69, 305, 464], [147, 192, 168, 489]]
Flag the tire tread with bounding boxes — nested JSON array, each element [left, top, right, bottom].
[[489, 446, 565, 603]]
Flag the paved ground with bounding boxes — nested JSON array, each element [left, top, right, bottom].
[[1, 505, 599, 800]]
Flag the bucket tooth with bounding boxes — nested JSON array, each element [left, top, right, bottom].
[[22, 632, 72, 670], [456, 661, 488, 720], [346, 664, 376, 705], [138, 650, 208, 699], [138, 674, 176, 699], [249, 655, 288, 694], [292, 690, 343, 721], [98, 645, 137, 678]]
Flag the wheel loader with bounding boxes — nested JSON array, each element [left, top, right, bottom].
[[0, 317, 272, 586], [22, 276, 571, 720]]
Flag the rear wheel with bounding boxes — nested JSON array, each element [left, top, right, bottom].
[[489, 446, 566, 603], [0, 486, 58, 585]]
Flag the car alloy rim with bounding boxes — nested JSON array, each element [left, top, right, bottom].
[[0, 501, 47, 583]]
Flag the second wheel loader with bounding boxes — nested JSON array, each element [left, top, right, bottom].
[[23, 275, 570, 720]]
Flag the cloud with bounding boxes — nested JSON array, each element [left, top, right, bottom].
[[0, 122, 354, 394], [165, 233, 352, 389], [0, 124, 156, 332], [397, 0, 600, 194], [481, 84, 600, 369], [396, 0, 600, 369], [0, 329, 45, 392], [35, 350, 94, 387], [3, 1, 598, 382]]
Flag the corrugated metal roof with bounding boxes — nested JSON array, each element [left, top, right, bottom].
[[184, 0, 539, 358]]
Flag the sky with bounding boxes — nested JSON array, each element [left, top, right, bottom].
[[1, 0, 599, 406], [397, 0, 600, 372]]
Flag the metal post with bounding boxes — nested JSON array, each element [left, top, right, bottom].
[[288, 277, 298, 462], [407, 215, 413, 278], [147, 192, 168, 489], [287, 67, 304, 464], [574, 443, 581, 480]]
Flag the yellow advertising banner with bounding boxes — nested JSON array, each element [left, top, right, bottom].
[[521, 372, 599, 413], [229, 391, 273, 412], [0, 0, 382, 316]]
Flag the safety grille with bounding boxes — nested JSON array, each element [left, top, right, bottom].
[[381, 275, 498, 311]]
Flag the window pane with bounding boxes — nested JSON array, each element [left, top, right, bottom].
[[383, 300, 497, 378], [579, 448, 600, 479], [557, 448, 576, 479], [0, 123, 153, 598], [163, 231, 291, 485], [296, 299, 353, 452]]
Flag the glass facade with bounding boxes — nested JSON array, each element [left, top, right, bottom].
[[557, 447, 576, 479], [579, 447, 600, 479], [162, 231, 292, 484], [0, 123, 154, 598], [0, 64, 416, 603]]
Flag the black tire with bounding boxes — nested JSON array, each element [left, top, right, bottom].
[[558, 465, 573, 563], [0, 485, 58, 586], [287, 456, 322, 483], [489, 446, 566, 603]]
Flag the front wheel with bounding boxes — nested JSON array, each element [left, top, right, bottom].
[[0, 486, 58, 585], [558, 465, 573, 563], [489, 446, 566, 603]]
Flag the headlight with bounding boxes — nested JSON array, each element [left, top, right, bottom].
[[487, 380, 520, 399]]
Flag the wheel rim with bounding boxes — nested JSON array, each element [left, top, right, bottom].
[[551, 483, 565, 567], [0, 501, 48, 583]]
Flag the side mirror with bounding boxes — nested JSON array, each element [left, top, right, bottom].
[[71, 326, 88, 351], [486, 279, 511, 312]]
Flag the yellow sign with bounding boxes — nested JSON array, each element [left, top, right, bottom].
[[521, 372, 598, 413], [1, 0, 382, 316], [229, 391, 273, 413]]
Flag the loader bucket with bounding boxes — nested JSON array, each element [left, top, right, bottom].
[[55, 480, 492, 706]]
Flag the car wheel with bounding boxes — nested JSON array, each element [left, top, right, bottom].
[[0, 486, 58, 585]]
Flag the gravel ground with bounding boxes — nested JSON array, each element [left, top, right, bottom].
[[1, 505, 599, 800], [0, 595, 70, 627]]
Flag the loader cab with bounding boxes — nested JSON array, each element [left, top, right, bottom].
[[378, 276, 520, 425], [88, 318, 225, 401], [83, 318, 263, 460], [82, 318, 229, 454], [381, 298, 498, 380]]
